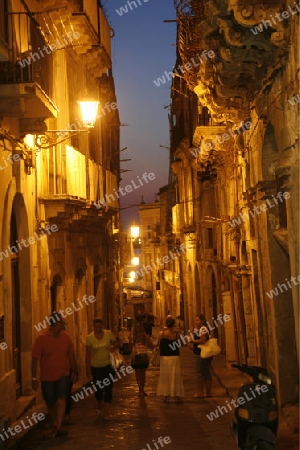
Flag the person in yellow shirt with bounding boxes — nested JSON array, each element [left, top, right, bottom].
[[86, 318, 117, 420]]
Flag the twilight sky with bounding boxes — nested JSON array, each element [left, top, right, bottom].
[[102, 0, 176, 230]]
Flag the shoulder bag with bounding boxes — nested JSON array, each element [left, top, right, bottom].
[[198, 338, 221, 359], [110, 349, 123, 369]]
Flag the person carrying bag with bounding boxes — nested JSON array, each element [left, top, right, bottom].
[[194, 322, 215, 397], [131, 323, 153, 397]]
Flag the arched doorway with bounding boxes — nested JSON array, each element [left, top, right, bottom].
[[50, 274, 63, 312], [74, 264, 87, 377], [10, 210, 21, 398], [9, 194, 31, 398]]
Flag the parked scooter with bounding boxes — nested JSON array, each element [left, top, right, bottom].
[[231, 364, 278, 449]]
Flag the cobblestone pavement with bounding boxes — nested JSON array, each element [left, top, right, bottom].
[[16, 348, 234, 450], [15, 348, 297, 450]]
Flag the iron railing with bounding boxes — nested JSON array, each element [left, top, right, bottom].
[[0, 12, 53, 99]]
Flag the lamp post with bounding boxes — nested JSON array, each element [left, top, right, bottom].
[[28, 99, 99, 150], [131, 256, 139, 266], [129, 223, 140, 281], [130, 222, 140, 260], [122, 223, 140, 320], [130, 224, 140, 240]]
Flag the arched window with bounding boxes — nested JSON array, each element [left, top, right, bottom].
[[50, 275, 63, 313]]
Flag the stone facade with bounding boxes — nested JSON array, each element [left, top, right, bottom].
[[0, 0, 120, 422], [156, 0, 299, 407]]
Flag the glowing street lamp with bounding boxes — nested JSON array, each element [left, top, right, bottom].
[[129, 271, 136, 283], [131, 257, 139, 266], [78, 100, 99, 128], [130, 224, 140, 239], [30, 98, 100, 150]]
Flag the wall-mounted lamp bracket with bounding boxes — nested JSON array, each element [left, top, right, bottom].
[[34, 130, 89, 150]]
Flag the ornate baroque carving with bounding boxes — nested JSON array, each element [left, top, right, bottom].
[[175, 0, 289, 122]]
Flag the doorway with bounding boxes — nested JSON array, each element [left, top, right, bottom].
[[10, 210, 21, 398]]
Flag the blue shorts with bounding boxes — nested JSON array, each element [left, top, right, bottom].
[[41, 375, 70, 408]]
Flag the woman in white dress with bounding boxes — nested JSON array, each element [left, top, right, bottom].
[[156, 317, 184, 404]]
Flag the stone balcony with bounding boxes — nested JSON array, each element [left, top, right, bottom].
[[34, 0, 112, 70], [0, 82, 57, 119], [37, 146, 118, 224]]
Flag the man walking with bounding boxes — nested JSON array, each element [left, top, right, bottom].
[[32, 312, 76, 437]]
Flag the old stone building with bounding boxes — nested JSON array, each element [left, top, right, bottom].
[[0, 0, 120, 423], [148, 0, 299, 408]]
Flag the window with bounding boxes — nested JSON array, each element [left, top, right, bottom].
[[204, 228, 213, 249], [276, 176, 288, 228], [0, 1, 8, 44]]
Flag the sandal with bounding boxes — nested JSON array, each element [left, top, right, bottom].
[[54, 427, 69, 438]]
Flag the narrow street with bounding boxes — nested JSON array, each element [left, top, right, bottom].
[[0, 1, 298, 449], [10, 348, 235, 450], [13, 348, 297, 450]]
